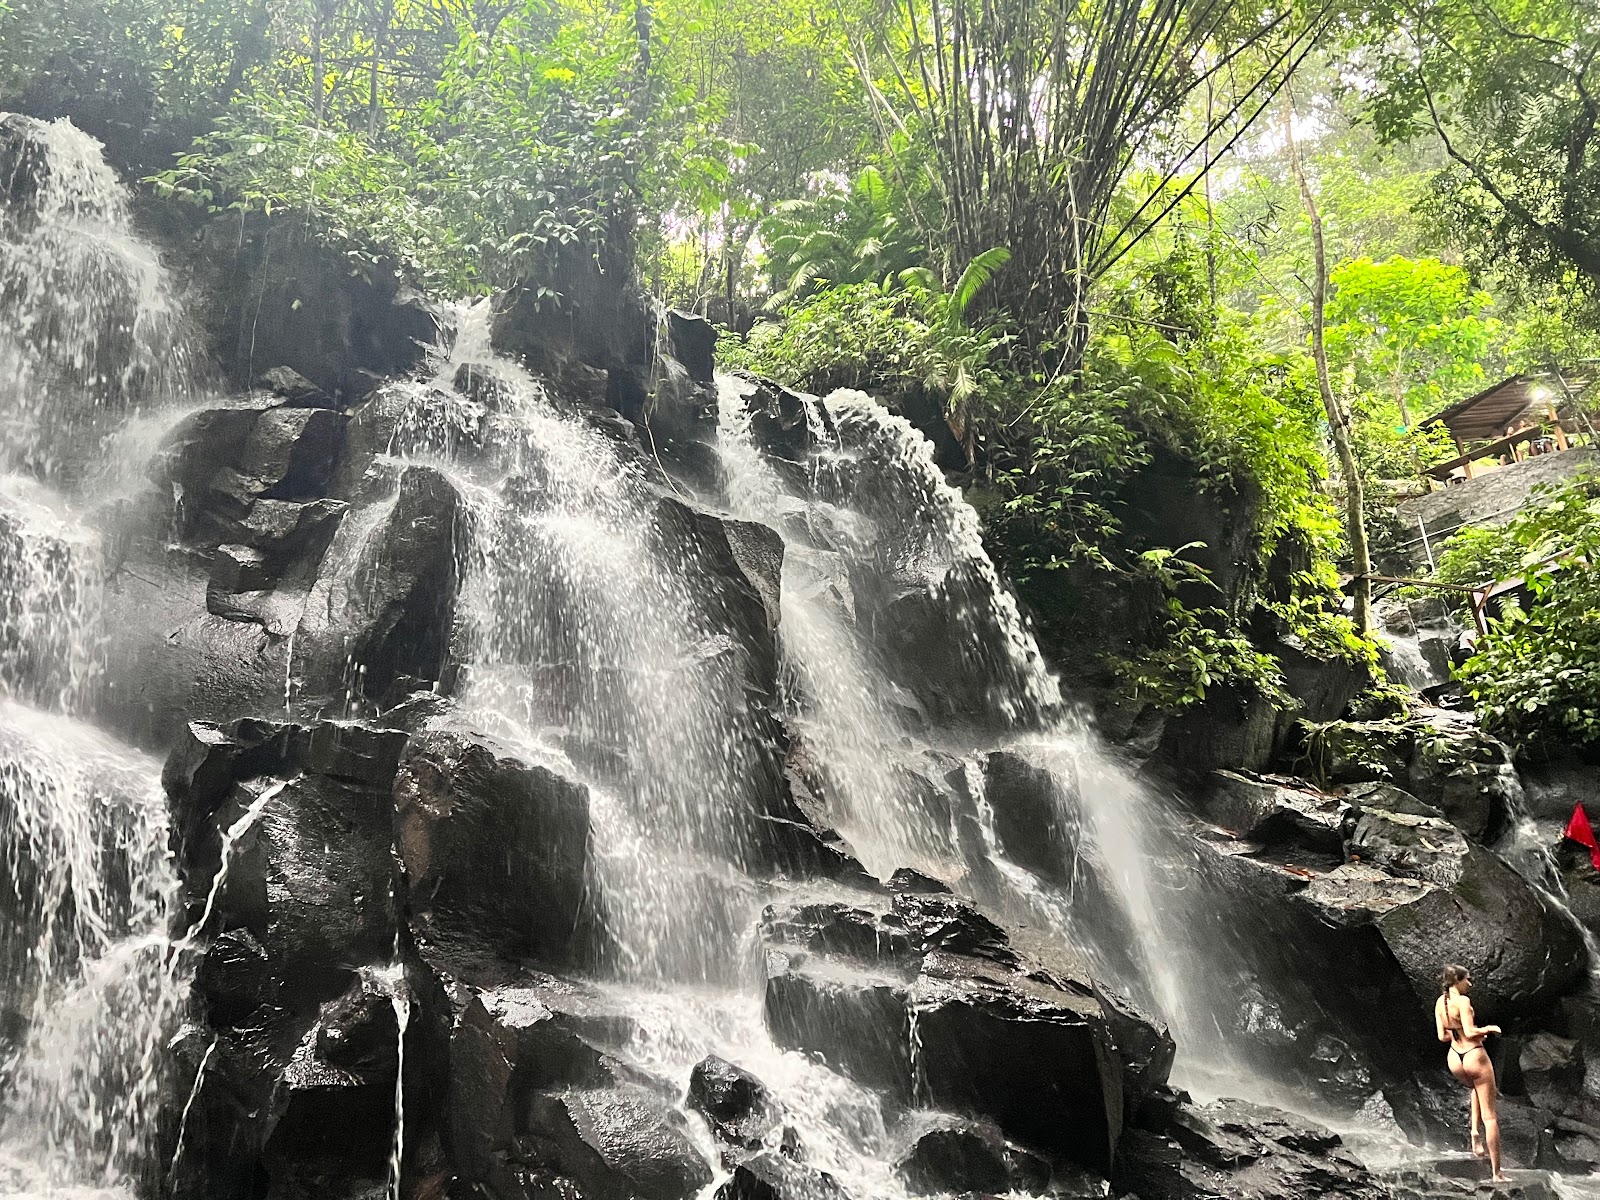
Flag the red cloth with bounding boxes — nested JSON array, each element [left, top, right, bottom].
[[1564, 802, 1600, 873]]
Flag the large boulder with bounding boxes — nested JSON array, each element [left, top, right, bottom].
[[394, 730, 592, 972], [0, 113, 49, 209], [1115, 1096, 1389, 1200], [445, 977, 661, 1188], [760, 887, 1172, 1173], [980, 750, 1079, 883], [666, 309, 716, 385], [1303, 819, 1586, 1017], [526, 1086, 714, 1200], [194, 215, 445, 402], [715, 1152, 849, 1200], [894, 1117, 1050, 1196], [162, 716, 450, 1200], [101, 462, 464, 748], [686, 1054, 782, 1152], [1405, 713, 1518, 842], [1202, 771, 1352, 860], [292, 465, 465, 710], [162, 398, 347, 533], [740, 379, 836, 465], [1274, 635, 1370, 724], [1186, 775, 1586, 1131], [1153, 685, 1282, 777], [490, 254, 651, 395]]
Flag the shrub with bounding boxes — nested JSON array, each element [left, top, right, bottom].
[[1454, 473, 1600, 747]]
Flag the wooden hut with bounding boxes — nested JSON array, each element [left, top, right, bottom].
[[1419, 369, 1598, 483]]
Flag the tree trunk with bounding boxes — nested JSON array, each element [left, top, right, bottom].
[[368, 0, 390, 137], [313, 10, 326, 127], [1285, 99, 1372, 635]]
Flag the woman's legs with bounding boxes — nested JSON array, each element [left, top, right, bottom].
[[1473, 1064, 1505, 1181], [1470, 1089, 1485, 1156]]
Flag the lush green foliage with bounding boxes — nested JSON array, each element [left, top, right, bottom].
[[1360, 0, 1600, 299], [8, 0, 1597, 721], [1325, 255, 1494, 430], [144, 2, 660, 293], [1455, 474, 1600, 747]]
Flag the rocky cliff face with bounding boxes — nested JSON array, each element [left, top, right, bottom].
[[2, 114, 1599, 1200]]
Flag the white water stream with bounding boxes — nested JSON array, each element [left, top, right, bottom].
[[0, 117, 196, 1198]]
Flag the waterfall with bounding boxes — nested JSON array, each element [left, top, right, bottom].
[[0, 117, 193, 1196], [0, 117, 1514, 1199], [0, 117, 197, 486], [390, 304, 785, 983], [715, 379, 1202, 1038], [0, 704, 183, 1193], [369, 320, 1311, 1194]]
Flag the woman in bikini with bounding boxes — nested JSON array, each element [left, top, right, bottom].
[[1436, 963, 1507, 1182]]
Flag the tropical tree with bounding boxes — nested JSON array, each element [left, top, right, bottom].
[[1325, 255, 1495, 429], [759, 164, 930, 308], [1362, 0, 1600, 298], [854, 0, 1332, 367]]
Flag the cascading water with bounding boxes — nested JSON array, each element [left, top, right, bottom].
[[0, 117, 196, 486], [382, 305, 788, 983], [715, 380, 1200, 1043], [6, 116, 1581, 1200], [0, 705, 182, 1195], [0, 118, 194, 1196], [376, 319, 1304, 1194]]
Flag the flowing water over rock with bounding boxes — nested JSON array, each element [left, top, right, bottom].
[[0, 116, 192, 1199]]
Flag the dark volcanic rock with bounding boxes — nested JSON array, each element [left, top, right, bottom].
[[293, 464, 465, 709], [1116, 1097, 1387, 1200], [196, 215, 444, 401], [1275, 635, 1370, 723], [666, 309, 717, 385], [1154, 684, 1282, 776], [1203, 770, 1351, 859], [446, 978, 659, 1190], [760, 889, 1171, 1173], [895, 1117, 1050, 1196], [258, 365, 337, 409], [525, 1086, 714, 1200], [0, 113, 49, 209], [1406, 715, 1517, 842], [1301, 847, 1586, 1018], [164, 716, 450, 1200], [1193, 760, 1587, 1061], [236, 406, 346, 501], [686, 1054, 781, 1151], [395, 730, 592, 971], [490, 259, 650, 387], [1184, 830, 1446, 1120], [743, 379, 835, 464], [653, 496, 784, 645], [453, 361, 515, 411], [981, 750, 1078, 883]]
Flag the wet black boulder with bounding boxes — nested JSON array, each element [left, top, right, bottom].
[[687, 1054, 782, 1152], [760, 887, 1172, 1173], [394, 730, 593, 973], [525, 1086, 714, 1200]]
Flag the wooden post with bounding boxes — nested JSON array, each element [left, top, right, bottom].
[[1550, 364, 1600, 446], [1550, 404, 1570, 451]]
